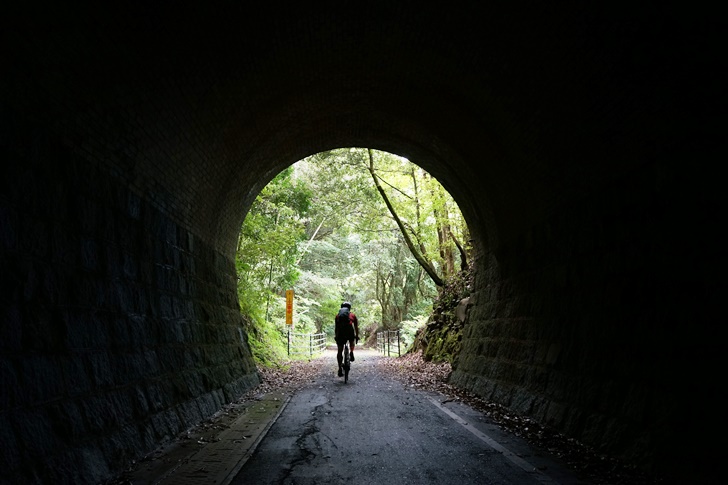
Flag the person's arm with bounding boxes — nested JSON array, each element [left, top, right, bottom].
[[354, 315, 360, 341]]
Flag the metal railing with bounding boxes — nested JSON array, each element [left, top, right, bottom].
[[377, 330, 401, 357], [287, 331, 327, 357]]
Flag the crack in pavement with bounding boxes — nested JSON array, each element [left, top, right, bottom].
[[279, 401, 327, 482]]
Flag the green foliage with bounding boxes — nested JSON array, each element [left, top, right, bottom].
[[236, 148, 470, 366], [433, 266, 474, 312], [238, 209, 302, 292], [294, 270, 340, 336], [365, 150, 469, 283], [247, 316, 290, 366], [399, 315, 429, 349], [237, 167, 312, 364]]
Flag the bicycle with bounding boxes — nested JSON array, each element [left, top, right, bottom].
[[342, 341, 351, 383]]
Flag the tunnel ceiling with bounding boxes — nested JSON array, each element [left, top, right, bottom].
[[3, 4, 695, 258]]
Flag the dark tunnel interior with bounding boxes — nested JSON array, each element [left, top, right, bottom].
[[0, 4, 723, 484]]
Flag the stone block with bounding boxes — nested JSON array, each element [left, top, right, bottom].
[[177, 399, 202, 427], [150, 409, 176, 442], [0, 357, 19, 409], [195, 392, 217, 418], [490, 382, 513, 406], [110, 389, 136, 424], [48, 400, 85, 440], [0, 206, 18, 251], [80, 395, 116, 434], [130, 385, 151, 418], [79, 445, 112, 484], [0, 414, 20, 469], [510, 388, 535, 415], [18, 355, 65, 404], [86, 351, 115, 387], [20, 218, 50, 260], [0, 305, 22, 351], [12, 409, 57, 459]]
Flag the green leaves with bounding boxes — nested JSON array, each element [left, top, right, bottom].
[[236, 148, 470, 363]]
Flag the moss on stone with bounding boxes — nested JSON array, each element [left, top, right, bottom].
[[409, 268, 472, 365]]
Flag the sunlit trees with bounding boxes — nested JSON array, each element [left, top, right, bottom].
[[236, 167, 311, 363], [236, 148, 470, 363]]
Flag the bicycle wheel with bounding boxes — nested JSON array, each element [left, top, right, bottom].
[[343, 345, 350, 383]]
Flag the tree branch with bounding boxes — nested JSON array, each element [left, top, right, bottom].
[[450, 232, 469, 271], [366, 148, 444, 287]]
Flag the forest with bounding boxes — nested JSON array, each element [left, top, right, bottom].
[[236, 148, 471, 365]]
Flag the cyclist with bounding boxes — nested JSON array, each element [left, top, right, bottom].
[[335, 301, 360, 377]]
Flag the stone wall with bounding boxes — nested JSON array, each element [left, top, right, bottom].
[[0, 134, 260, 483], [451, 159, 719, 478]]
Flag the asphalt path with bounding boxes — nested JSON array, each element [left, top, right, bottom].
[[231, 349, 591, 485]]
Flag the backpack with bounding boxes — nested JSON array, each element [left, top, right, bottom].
[[336, 307, 351, 332]]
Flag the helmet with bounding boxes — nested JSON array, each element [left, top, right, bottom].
[[341, 301, 351, 309]]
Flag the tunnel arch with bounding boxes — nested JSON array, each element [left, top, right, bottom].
[[1, 4, 721, 484], [175, 79, 504, 261]]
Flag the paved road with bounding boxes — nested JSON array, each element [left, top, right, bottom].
[[232, 349, 590, 485]]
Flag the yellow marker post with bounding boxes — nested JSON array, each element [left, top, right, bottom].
[[285, 289, 293, 326]]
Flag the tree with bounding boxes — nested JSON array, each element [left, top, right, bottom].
[[236, 148, 470, 363], [365, 148, 445, 286], [236, 167, 312, 364]]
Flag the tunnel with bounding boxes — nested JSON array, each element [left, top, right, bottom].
[[1, 4, 722, 484]]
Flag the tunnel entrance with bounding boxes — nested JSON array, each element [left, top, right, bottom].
[[237, 148, 470, 367]]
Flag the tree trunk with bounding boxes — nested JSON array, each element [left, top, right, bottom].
[[367, 149, 444, 287], [451, 232, 469, 271], [426, 173, 456, 280]]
